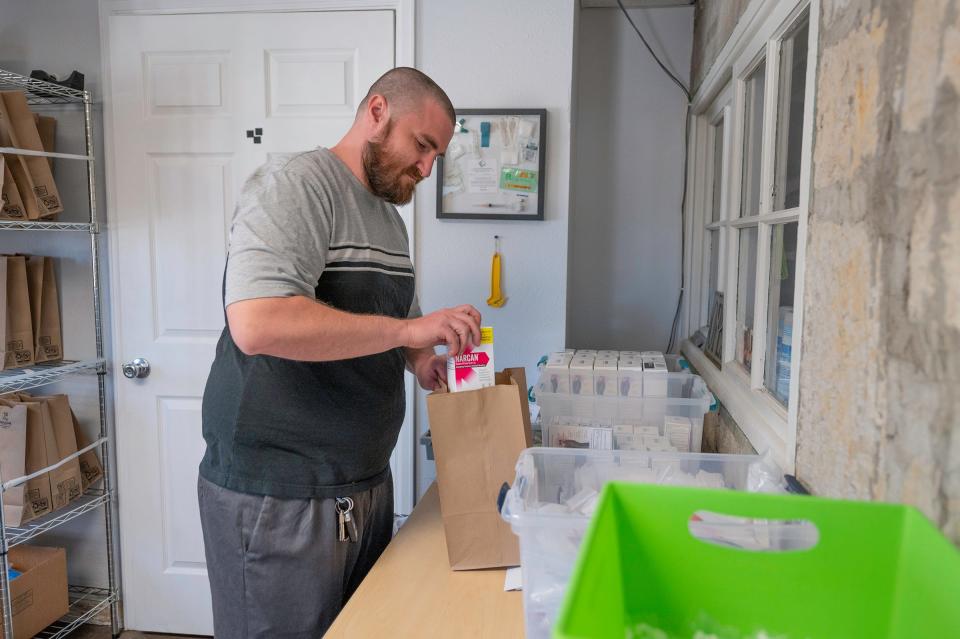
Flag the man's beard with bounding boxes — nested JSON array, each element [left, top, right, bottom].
[[362, 120, 423, 205]]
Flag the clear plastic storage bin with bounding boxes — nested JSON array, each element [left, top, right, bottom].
[[500, 447, 759, 639], [536, 374, 713, 453]]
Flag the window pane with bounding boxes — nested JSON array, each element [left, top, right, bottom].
[[711, 120, 724, 222], [773, 12, 810, 210], [764, 222, 799, 406], [740, 60, 766, 217], [736, 226, 758, 370], [708, 229, 720, 312]]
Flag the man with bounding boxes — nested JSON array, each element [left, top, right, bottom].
[[198, 67, 480, 638]]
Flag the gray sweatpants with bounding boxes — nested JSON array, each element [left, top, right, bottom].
[[197, 473, 394, 638]]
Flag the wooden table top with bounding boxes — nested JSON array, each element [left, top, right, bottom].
[[326, 483, 525, 638]]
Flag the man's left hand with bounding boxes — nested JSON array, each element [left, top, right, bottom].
[[411, 353, 447, 391]]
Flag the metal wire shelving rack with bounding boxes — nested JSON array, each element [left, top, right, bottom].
[[0, 68, 120, 638]]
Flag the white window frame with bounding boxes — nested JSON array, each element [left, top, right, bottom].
[[681, 0, 820, 473]]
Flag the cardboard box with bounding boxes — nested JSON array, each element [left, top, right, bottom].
[[0, 92, 62, 218], [642, 355, 669, 397], [0, 546, 69, 639], [569, 357, 595, 396], [26, 256, 63, 363], [594, 358, 619, 397], [3, 256, 36, 369], [446, 326, 495, 392], [618, 360, 644, 397], [548, 419, 613, 450], [1, 156, 28, 219], [427, 368, 532, 570], [538, 361, 570, 395]]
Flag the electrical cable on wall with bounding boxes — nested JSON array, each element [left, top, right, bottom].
[[615, 0, 691, 353]]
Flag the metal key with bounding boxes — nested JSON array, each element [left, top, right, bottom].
[[337, 510, 347, 542], [335, 497, 357, 543], [343, 508, 358, 543]]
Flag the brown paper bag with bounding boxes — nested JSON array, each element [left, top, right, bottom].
[[33, 113, 56, 172], [72, 410, 104, 490], [3, 256, 35, 369], [0, 398, 56, 524], [0, 108, 42, 220], [26, 256, 62, 362], [28, 395, 83, 508], [0, 91, 62, 217], [426, 367, 532, 570], [1, 156, 28, 220], [0, 402, 28, 527]]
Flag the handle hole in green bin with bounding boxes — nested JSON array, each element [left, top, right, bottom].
[[688, 511, 820, 552]]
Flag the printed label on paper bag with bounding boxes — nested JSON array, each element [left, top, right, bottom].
[[447, 327, 495, 392]]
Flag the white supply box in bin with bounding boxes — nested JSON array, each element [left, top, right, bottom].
[[500, 448, 760, 639], [536, 373, 713, 453]]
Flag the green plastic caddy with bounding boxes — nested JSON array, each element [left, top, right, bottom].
[[554, 483, 960, 639]]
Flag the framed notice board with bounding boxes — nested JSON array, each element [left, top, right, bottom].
[[436, 108, 546, 221]]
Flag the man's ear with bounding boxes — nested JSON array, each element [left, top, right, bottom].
[[367, 94, 389, 127]]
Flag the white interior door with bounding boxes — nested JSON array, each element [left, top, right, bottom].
[[105, 10, 399, 633]]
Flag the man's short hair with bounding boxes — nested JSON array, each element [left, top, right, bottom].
[[357, 67, 455, 125]]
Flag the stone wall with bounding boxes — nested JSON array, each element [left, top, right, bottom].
[[798, 0, 959, 542], [692, 0, 960, 542], [690, 0, 752, 92]]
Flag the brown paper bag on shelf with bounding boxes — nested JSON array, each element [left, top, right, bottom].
[[0, 397, 56, 525], [26, 256, 63, 363], [27, 394, 83, 509], [72, 410, 104, 490], [0, 91, 62, 218], [3, 255, 35, 369], [0, 258, 6, 367], [1, 156, 28, 220], [0, 402, 28, 527], [0, 111, 42, 220], [33, 113, 56, 173], [426, 367, 532, 570]]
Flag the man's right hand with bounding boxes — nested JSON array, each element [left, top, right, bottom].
[[402, 305, 482, 356]]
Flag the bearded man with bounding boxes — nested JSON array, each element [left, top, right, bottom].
[[198, 67, 481, 638]]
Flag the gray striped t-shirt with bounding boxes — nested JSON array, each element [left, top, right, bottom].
[[201, 148, 420, 499]]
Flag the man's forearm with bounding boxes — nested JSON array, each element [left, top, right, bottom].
[[228, 296, 407, 361]]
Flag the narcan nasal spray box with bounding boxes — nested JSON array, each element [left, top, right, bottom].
[[569, 357, 596, 396], [594, 358, 619, 396], [447, 327, 495, 392], [538, 352, 573, 395]]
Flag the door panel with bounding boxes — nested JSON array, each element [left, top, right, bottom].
[[108, 10, 396, 633]]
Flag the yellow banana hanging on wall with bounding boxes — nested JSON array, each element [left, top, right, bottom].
[[487, 235, 506, 307]]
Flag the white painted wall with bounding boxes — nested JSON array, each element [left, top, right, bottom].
[[0, 0, 116, 589], [1, 0, 581, 530], [566, 6, 693, 351], [413, 0, 578, 497]]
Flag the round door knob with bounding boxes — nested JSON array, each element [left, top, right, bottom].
[[122, 358, 151, 379]]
